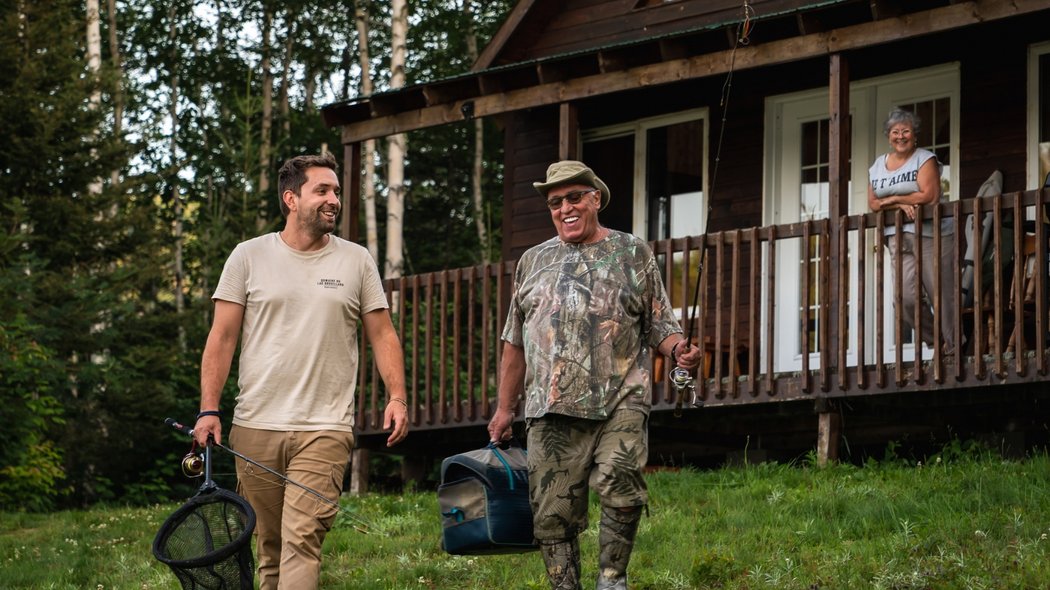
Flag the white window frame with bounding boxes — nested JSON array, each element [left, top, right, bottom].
[[1028, 41, 1050, 189], [762, 63, 960, 372]]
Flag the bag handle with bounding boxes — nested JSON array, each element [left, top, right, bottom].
[[485, 440, 523, 491]]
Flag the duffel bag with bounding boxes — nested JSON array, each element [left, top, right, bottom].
[[438, 441, 537, 555]]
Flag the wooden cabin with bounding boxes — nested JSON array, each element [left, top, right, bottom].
[[322, 0, 1050, 483]]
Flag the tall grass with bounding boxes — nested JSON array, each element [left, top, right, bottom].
[[2, 446, 1048, 589]]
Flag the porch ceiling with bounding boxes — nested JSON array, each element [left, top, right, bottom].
[[321, 0, 1049, 143]]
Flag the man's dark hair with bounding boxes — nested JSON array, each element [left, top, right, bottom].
[[277, 153, 339, 217]]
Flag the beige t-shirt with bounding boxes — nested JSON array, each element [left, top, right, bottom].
[[214, 233, 388, 431]]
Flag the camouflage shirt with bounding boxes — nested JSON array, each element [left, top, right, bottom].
[[503, 230, 682, 420]]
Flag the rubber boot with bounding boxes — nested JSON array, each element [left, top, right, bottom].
[[595, 505, 642, 590], [539, 537, 582, 590]]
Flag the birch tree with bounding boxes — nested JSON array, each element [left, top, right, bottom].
[[464, 0, 488, 264], [86, 0, 103, 195], [384, 0, 408, 278], [257, 2, 274, 228], [355, 0, 380, 261], [105, 0, 124, 186]]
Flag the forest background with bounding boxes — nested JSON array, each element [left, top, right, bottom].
[[0, 0, 513, 511]]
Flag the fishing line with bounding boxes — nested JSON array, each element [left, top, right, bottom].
[[166, 418, 374, 534], [673, 1, 755, 414]]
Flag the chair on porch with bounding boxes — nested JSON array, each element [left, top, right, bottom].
[[960, 171, 1015, 355], [1003, 172, 1050, 352], [1006, 221, 1050, 353]]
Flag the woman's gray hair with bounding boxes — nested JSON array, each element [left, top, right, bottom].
[[883, 108, 922, 137]]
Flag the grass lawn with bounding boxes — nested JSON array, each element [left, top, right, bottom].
[[2, 446, 1048, 589]]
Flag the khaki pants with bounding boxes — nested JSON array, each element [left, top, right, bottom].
[[229, 426, 354, 590], [886, 231, 957, 351]]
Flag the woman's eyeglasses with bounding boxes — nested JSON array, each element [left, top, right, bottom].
[[546, 189, 596, 210]]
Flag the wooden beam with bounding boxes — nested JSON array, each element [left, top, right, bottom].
[[348, 447, 369, 495], [559, 102, 578, 161], [339, 1, 1048, 143], [473, 0, 540, 71], [869, 0, 904, 21], [536, 62, 566, 85], [828, 54, 850, 364], [597, 50, 627, 74], [341, 142, 361, 243], [817, 410, 842, 466]]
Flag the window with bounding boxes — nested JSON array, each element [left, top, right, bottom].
[[582, 109, 708, 312], [581, 109, 708, 242]]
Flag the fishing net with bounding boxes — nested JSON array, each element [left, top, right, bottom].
[[152, 487, 256, 590]]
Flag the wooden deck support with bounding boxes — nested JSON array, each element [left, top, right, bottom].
[[816, 400, 841, 467]]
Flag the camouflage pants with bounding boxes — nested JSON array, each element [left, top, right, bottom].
[[526, 408, 648, 541]]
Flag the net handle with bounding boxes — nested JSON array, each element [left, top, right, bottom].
[[200, 441, 217, 493]]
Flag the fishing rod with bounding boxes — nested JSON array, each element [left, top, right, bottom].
[[165, 417, 373, 533], [671, 1, 754, 415]]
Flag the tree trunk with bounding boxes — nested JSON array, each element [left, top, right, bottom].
[[85, 0, 102, 195], [354, 0, 379, 261], [464, 0, 489, 264], [105, 0, 123, 187], [257, 4, 274, 229], [86, 0, 101, 108], [167, 3, 185, 350], [278, 10, 295, 143], [385, 0, 408, 278]]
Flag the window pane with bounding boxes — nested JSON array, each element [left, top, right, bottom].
[[583, 135, 635, 234], [646, 119, 704, 240], [899, 99, 951, 196]]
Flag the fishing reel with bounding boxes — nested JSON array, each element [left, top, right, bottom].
[[181, 448, 204, 478], [669, 366, 700, 409]]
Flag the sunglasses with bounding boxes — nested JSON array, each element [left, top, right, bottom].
[[546, 189, 596, 210]]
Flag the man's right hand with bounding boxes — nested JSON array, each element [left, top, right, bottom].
[[487, 407, 514, 443], [193, 415, 222, 446]]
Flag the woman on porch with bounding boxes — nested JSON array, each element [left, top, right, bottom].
[[867, 108, 958, 355]]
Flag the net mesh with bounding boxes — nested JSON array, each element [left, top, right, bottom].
[[153, 487, 256, 590]]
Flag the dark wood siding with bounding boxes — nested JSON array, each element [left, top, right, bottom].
[[501, 107, 561, 262], [958, 19, 1029, 197]]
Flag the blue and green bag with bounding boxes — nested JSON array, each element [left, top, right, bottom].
[[438, 441, 538, 555]]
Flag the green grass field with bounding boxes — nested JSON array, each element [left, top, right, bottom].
[[3, 446, 1049, 589]]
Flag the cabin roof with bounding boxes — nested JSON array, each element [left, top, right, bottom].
[[321, 1, 1046, 141]]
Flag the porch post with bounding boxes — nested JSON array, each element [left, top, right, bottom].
[[827, 53, 850, 364], [341, 141, 367, 494], [340, 141, 362, 242], [559, 102, 578, 161], [815, 399, 841, 467], [349, 448, 369, 495], [820, 53, 850, 461]]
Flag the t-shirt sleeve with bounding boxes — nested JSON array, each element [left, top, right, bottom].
[[359, 253, 390, 314], [213, 244, 248, 305], [501, 259, 527, 347], [644, 247, 684, 348]]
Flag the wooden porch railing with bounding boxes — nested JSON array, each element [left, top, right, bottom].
[[353, 187, 1050, 435]]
